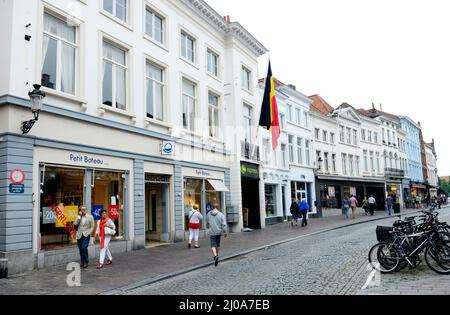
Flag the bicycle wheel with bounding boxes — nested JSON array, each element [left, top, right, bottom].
[[425, 242, 450, 275], [368, 243, 400, 274]]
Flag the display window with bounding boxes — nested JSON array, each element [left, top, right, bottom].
[[265, 184, 277, 218], [40, 166, 85, 250]]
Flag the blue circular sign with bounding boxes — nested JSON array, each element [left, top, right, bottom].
[[162, 142, 174, 154]]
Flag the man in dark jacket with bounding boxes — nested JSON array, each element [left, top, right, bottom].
[[298, 199, 310, 227], [290, 200, 299, 227]]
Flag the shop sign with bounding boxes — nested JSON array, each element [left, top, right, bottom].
[[9, 184, 25, 194], [350, 187, 356, 196], [69, 153, 105, 166], [93, 205, 103, 220], [145, 174, 170, 183], [43, 207, 57, 224], [328, 186, 336, 198], [161, 141, 175, 156], [195, 170, 211, 177], [109, 205, 120, 220], [9, 168, 25, 185], [240, 162, 259, 179]]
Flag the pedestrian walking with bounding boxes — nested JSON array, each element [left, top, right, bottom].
[[362, 198, 370, 216], [368, 195, 377, 216], [206, 204, 227, 267], [349, 195, 358, 219], [95, 209, 116, 269], [437, 196, 442, 209], [290, 199, 299, 227], [73, 206, 95, 269], [386, 194, 394, 216], [298, 199, 309, 227], [187, 205, 203, 249], [342, 197, 350, 219]]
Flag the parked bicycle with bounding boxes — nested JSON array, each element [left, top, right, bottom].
[[368, 208, 450, 275]]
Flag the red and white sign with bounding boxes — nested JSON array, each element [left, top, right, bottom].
[[9, 168, 25, 185], [109, 205, 120, 220]]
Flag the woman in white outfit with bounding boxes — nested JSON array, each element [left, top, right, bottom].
[[95, 209, 116, 269], [188, 205, 203, 249]]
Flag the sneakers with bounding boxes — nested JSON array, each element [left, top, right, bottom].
[[214, 256, 219, 267], [96, 264, 103, 269], [106, 260, 112, 266], [188, 243, 191, 249]]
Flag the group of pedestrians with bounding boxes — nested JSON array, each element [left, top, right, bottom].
[[289, 199, 310, 227], [343, 194, 378, 219], [74, 206, 116, 270]]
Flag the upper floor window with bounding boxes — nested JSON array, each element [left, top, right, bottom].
[[208, 92, 220, 139], [361, 129, 366, 141], [145, 8, 164, 44], [145, 62, 164, 121], [368, 131, 372, 143], [263, 139, 270, 165], [207, 49, 219, 77], [102, 40, 127, 110], [41, 12, 77, 95], [346, 127, 351, 144], [281, 144, 287, 169], [340, 126, 345, 142], [303, 111, 309, 128], [374, 132, 378, 144], [280, 113, 286, 130], [323, 131, 328, 143], [243, 103, 253, 141], [297, 137, 303, 165], [182, 79, 196, 131], [103, 0, 127, 23], [241, 66, 251, 91], [330, 133, 335, 144], [305, 140, 311, 166], [286, 104, 293, 122], [315, 128, 320, 141], [181, 32, 195, 63], [353, 129, 358, 145], [296, 108, 302, 125]]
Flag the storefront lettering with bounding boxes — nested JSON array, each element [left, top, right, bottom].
[[69, 154, 104, 165], [195, 170, 211, 177]]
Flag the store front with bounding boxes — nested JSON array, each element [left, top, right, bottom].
[[145, 173, 170, 245], [240, 162, 261, 229], [386, 182, 404, 209], [182, 168, 229, 240]]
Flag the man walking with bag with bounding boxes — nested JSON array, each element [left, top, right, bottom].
[[368, 195, 377, 216], [349, 195, 358, 219], [73, 206, 95, 269], [206, 204, 227, 267]]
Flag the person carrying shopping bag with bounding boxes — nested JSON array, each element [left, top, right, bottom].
[[95, 209, 116, 269], [188, 205, 203, 249], [342, 197, 350, 219]]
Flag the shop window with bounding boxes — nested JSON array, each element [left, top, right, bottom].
[[205, 180, 222, 215], [40, 167, 85, 250], [91, 171, 125, 240], [183, 178, 203, 230], [265, 185, 277, 218]]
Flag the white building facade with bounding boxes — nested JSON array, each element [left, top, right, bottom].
[[425, 142, 438, 197], [0, 0, 267, 274]]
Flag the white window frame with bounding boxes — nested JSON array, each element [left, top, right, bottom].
[[288, 135, 294, 163], [206, 47, 220, 79], [281, 144, 287, 169], [208, 90, 221, 139], [101, 0, 131, 28], [342, 154, 348, 175], [241, 65, 252, 92], [144, 3, 167, 48], [296, 108, 302, 125], [297, 137, 303, 165], [145, 59, 166, 122], [243, 103, 253, 142], [180, 29, 197, 65], [305, 140, 311, 166], [332, 154, 337, 173], [181, 77, 197, 132], [286, 104, 293, 122]]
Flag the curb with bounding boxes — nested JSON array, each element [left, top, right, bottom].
[[100, 208, 441, 295]]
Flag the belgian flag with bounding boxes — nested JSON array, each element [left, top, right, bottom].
[[259, 61, 281, 150]]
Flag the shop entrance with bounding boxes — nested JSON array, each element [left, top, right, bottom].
[[366, 186, 386, 211], [145, 174, 170, 246], [242, 178, 261, 229]]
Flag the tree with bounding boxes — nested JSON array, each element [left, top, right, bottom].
[[439, 178, 450, 195]]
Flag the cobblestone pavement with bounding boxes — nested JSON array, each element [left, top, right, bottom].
[[127, 210, 450, 295]]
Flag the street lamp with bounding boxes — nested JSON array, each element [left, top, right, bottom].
[[21, 84, 46, 134]]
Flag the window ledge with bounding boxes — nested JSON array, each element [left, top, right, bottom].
[[99, 105, 136, 119], [180, 57, 199, 70], [145, 118, 172, 129], [241, 88, 254, 96], [41, 87, 87, 106], [143, 35, 168, 52], [206, 72, 222, 83], [100, 10, 133, 31]]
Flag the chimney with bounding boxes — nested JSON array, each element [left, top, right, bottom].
[[379, 103, 383, 112], [223, 15, 231, 22], [372, 102, 375, 110], [288, 84, 296, 91]]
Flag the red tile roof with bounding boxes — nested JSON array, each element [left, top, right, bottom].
[[309, 94, 335, 115]]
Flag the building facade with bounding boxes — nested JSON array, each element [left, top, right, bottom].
[[424, 141, 438, 198], [0, 0, 267, 274]]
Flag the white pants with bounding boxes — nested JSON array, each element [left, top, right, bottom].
[[189, 229, 200, 243], [99, 236, 112, 265]]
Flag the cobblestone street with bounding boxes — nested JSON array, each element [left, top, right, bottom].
[[126, 209, 450, 295]]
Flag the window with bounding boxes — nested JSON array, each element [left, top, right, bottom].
[[281, 144, 287, 169], [342, 154, 347, 175], [376, 152, 381, 173], [316, 151, 322, 170], [182, 79, 196, 131], [332, 154, 337, 173], [323, 131, 328, 143], [243, 104, 252, 141], [305, 140, 311, 166], [387, 130, 391, 143], [363, 150, 368, 172], [181, 32, 195, 63], [103, 0, 127, 22], [315, 128, 320, 141], [374, 132, 378, 144], [324, 152, 329, 173], [241, 66, 251, 91], [145, 8, 164, 44], [349, 155, 354, 176], [286, 104, 293, 122], [361, 129, 366, 141], [263, 139, 270, 165], [340, 126, 345, 142], [145, 62, 164, 121], [355, 156, 360, 176], [382, 128, 386, 142], [330, 133, 335, 144], [280, 113, 286, 130], [368, 131, 372, 143], [207, 49, 219, 77], [297, 137, 303, 165], [41, 13, 77, 95], [303, 111, 309, 128], [353, 129, 358, 145], [102, 41, 127, 110], [370, 151, 375, 172], [265, 185, 278, 218], [288, 135, 294, 163], [296, 108, 302, 125], [346, 127, 351, 144], [208, 92, 220, 138]]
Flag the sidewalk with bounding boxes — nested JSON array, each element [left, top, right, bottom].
[[0, 207, 437, 295]]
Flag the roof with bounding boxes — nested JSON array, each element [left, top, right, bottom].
[[358, 108, 399, 121], [309, 95, 335, 115]]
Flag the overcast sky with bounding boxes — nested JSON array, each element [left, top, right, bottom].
[[207, 0, 450, 176]]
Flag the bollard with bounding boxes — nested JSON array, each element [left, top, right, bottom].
[[0, 258, 8, 279]]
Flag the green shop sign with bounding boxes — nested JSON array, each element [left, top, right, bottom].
[[241, 162, 259, 179]]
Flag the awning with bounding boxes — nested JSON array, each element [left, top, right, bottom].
[[207, 179, 230, 192], [413, 184, 426, 190]]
